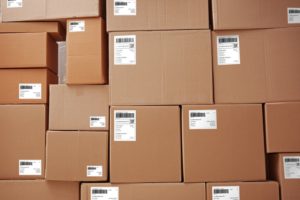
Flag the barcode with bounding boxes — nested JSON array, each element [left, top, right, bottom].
[[289, 9, 300, 14], [91, 118, 100, 121], [92, 189, 108, 194], [116, 38, 134, 43], [190, 112, 206, 118], [214, 189, 229, 194], [116, 113, 135, 118], [219, 37, 237, 43], [88, 167, 97, 170], [70, 22, 79, 25], [20, 161, 33, 166], [20, 85, 33, 90], [285, 158, 300, 163], [115, 2, 127, 6]]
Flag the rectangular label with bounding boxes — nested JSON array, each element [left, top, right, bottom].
[[288, 8, 300, 24], [87, 165, 103, 177], [19, 160, 42, 176], [19, 83, 42, 99], [189, 110, 217, 130], [69, 21, 85, 32], [114, 0, 136, 16], [90, 116, 106, 128], [212, 186, 240, 200], [114, 110, 136, 141], [114, 35, 136, 65], [7, 0, 22, 8], [91, 187, 119, 200], [217, 35, 240, 65], [283, 156, 300, 179]]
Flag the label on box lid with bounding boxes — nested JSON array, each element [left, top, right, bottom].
[[189, 110, 217, 130], [7, 0, 22, 8], [114, 110, 136, 141], [19, 160, 42, 176], [87, 165, 103, 177], [288, 8, 300, 24], [212, 186, 240, 200], [19, 83, 42, 100], [217, 35, 240, 65], [91, 187, 119, 200], [114, 35, 136, 65], [69, 21, 85, 32], [90, 116, 106, 128], [283, 156, 300, 179], [114, 0, 136, 16]]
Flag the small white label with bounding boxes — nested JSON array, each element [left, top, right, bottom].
[[19, 160, 42, 176], [212, 186, 240, 200], [91, 187, 119, 200], [19, 83, 42, 99], [288, 8, 300, 24], [114, 0, 136, 16], [114, 35, 136, 65], [283, 156, 300, 179], [90, 116, 106, 128], [217, 35, 240, 65], [7, 0, 22, 8], [114, 110, 136, 141], [69, 21, 85, 32], [189, 110, 217, 130], [87, 165, 103, 177]]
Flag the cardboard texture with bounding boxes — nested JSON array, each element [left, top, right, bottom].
[[0, 69, 57, 104], [109, 30, 213, 105], [182, 104, 266, 182], [46, 131, 108, 181], [81, 183, 206, 200], [110, 106, 182, 183], [49, 84, 109, 131], [0, 180, 79, 200], [107, 0, 209, 31], [212, 0, 300, 30], [213, 27, 300, 103], [0, 105, 46, 180], [265, 102, 300, 153], [269, 153, 300, 200], [66, 18, 107, 84], [0, 32, 58, 72]]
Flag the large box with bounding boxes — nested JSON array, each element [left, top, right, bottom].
[[110, 106, 182, 183], [0, 105, 46, 180], [0, 69, 57, 104], [265, 102, 300, 153], [81, 183, 205, 200], [49, 85, 109, 131], [213, 27, 300, 103], [46, 131, 108, 181], [66, 18, 107, 84], [182, 104, 266, 182], [269, 153, 300, 200], [109, 30, 213, 105], [0, 180, 79, 200], [107, 0, 209, 31], [212, 0, 300, 30]]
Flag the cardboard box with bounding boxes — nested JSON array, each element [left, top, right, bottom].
[[0, 180, 79, 200], [109, 30, 213, 105], [0, 69, 57, 104], [46, 131, 108, 181], [66, 18, 107, 84], [81, 183, 205, 200], [107, 0, 209, 31], [207, 182, 279, 200], [58, 41, 66, 84], [269, 153, 300, 200], [0, 32, 58, 72], [49, 84, 109, 131], [110, 106, 182, 183], [182, 104, 266, 182], [213, 27, 300, 103], [265, 102, 300, 153], [212, 0, 300, 30], [1, 0, 103, 22], [0, 105, 46, 179]]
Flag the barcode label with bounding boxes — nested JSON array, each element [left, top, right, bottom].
[[90, 116, 106, 128], [114, 110, 136, 141], [283, 156, 300, 179], [288, 8, 300, 24], [217, 35, 240, 65], [212, 186, 240, 200], [114, 0, 136, 16], [19, 160, 42, 176], [7, 0, 22, 8], [189, 110, 217, 130], [91, 187, 119, 200], [87, 165, 103, 177], [19, 83, 42, 100], [114, 35, 136, 65], [69, 21, 85, 32]]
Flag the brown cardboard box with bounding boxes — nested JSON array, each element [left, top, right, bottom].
[[0, 105, 46, 180], [182, 104, 266, 182], [1, 0, 103, 22], [110, 106, 182, 183], [265, 102, 300, 153], [109, 30, 213, 105], [49, 84, 109, 131], [0, 69, 57, 104], [66, 18, 107, 84], [0, 32, 58, 72], [107, 0, 209, 31], [207, 182, 279, 200], [0, 180, 79, 200], [269, 153, 300, 200], [213, 27, 300, 103], [46, 131, 108, 181], [81, 183, 205, 200], [212, 0, 300, 30]]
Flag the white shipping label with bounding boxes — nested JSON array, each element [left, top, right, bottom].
[[212, 186, 240, 200], [69, 21, 85, 32], [114, 35, 136, 65], [283, 156, 300, 179], [19, 160, 42, 176], [19, 83, 42, 99], [189, 110, 217, 130], [91, 187, 119, 200], [217, 35, 240, 65], [114, 0, 136, 16], [87, 165, 103, 177], [7, 0, 22, 8], [288, 8, 300, 24], [90, 116, 106, 128], [114, 110, 136, 141]]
